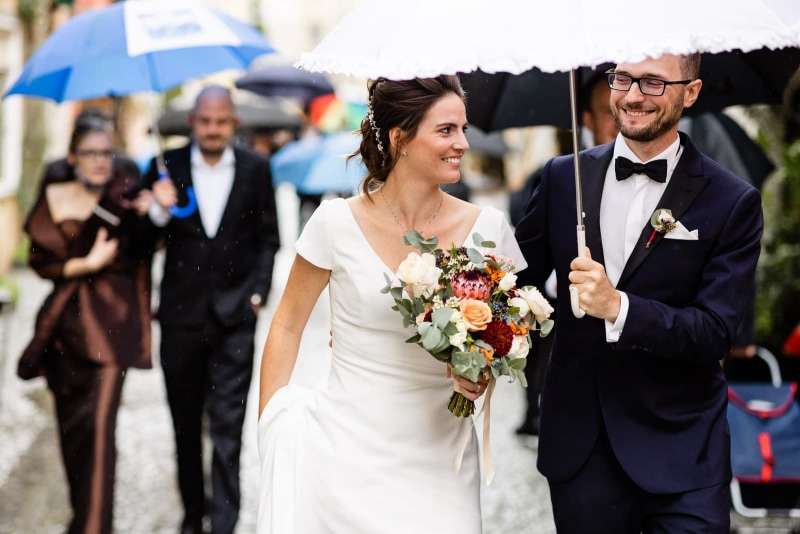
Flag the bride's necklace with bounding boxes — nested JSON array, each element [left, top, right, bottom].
[[380, 187, 443, 235]]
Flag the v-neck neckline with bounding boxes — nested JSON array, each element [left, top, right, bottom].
[[339, 198, 487, 276]]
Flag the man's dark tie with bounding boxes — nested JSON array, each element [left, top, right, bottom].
[[615, 156, 668, 183]]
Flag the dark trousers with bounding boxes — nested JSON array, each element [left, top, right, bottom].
[[161, 321, 255, 534], [548, 428, 730, 534], [46, 347, 125, 534]]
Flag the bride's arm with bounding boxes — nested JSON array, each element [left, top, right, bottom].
[[258, 254, 330, 416]]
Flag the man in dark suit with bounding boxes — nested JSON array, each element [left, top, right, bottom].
[[515, 53, 763, 533], [146, 85, 280, 534]]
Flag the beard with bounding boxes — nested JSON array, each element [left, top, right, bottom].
[[197, 136, 227, 158], [612, 95, 684, 143]]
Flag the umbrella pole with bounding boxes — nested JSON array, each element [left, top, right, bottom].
[[149, 113, 169, 180], [568, 68, 586, 319], [150, 109, 197, 218]]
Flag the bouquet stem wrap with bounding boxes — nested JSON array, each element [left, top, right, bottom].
[[448, 391, 475, 417]]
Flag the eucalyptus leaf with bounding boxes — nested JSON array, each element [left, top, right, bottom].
[[442, 323, 460, 336], [451, 349, 486, 382], [432, 306, 454, 329], [540, 319, 554, 337], [508, 357, 527, 371], [467, 248, 485, 265], [430, 349, 451, 362], [472, 232, 496, 249], [402, 230, 426, 250], [497, 357, 510, 375], [402, 230, 439, 254], [517, 370, 528, 388], [419, 323, 450, 353], [485, 258, 501, 270], [381, 273, 393, 294]]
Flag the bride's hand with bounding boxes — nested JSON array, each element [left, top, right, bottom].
[[447, 365, 490, 401]]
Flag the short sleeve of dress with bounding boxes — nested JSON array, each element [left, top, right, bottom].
[[295, 198, 335, 270], [484, 206, 528, 273]]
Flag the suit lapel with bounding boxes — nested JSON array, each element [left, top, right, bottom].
[[215, 149, 243, 238], [582, 147, 613, 269], [617, 139, 710, 288]]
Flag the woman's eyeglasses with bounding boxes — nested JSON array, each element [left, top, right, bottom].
[[75, 149, 114, 160]]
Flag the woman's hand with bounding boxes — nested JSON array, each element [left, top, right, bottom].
[[447, 365, 490, 401], [62, 227, 119, 278], [85, 227, 119, 271]]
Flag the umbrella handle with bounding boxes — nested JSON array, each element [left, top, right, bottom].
[[157, 158, 197, 219], [570, 226, 587, 318]]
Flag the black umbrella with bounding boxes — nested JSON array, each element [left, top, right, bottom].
[[461, 66, 605, 131], [465, 127, 510, 158], [461, 47, 800, 133], [157, 102, 302, 137], [235, 63, 335, 106]]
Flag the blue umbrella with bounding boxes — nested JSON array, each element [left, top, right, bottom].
[[4, 0, 275, 101], [4, 0, 276, 217], [235, 63, 335, 106], [271, 132, 365, 195]]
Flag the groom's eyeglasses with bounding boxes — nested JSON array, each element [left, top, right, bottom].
[[605, 69, 692, 97]]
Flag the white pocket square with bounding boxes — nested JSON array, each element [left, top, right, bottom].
[[664, 221, 698, 240]]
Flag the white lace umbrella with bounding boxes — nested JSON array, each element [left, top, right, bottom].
[[297, 0, 799, 317], [297, 0, 796, 79]]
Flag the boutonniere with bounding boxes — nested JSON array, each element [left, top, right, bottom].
[[646, 209, 677, 248]]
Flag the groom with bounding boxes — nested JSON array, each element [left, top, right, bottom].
[[515, 52, 763, 533]]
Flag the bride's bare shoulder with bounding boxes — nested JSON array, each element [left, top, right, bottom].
[[345, 192, 378, 217], [443, 193, 482, 218]]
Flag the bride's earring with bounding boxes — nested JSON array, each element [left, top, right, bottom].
[[402, 150, 407, 157]]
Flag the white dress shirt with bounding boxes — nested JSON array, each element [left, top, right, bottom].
[[190, 145, 235, 238], [148, 145, 236, 239], [599, 133, 683, 342]]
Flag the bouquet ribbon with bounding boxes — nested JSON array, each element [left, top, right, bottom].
[[454, 375, 497, 485]]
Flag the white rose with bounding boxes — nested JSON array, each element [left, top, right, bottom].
[[510, 286, 554, 323], [448, 310, 468, 350], [507, 334, 531, 360], [396, 252, 442, 299], [498, 272, 517, 292]]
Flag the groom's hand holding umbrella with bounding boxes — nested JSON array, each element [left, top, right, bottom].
[[568, 247, 621, 322]]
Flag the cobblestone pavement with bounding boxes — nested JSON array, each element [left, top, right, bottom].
[[0, 185, 796, 533]]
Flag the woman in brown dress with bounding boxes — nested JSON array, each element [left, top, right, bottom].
[[18, 118, 154, 534]]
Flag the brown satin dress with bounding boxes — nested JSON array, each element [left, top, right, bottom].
[[18, 170, 152, 534]]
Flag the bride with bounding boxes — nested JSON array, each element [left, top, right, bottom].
[[257, 75, 527, 533]]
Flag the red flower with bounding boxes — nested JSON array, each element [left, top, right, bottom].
[[480, 320, 514, 357], [451, 271, 492, 301]]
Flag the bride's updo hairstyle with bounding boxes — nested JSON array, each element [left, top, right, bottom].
[[350, 75, 466, 199]]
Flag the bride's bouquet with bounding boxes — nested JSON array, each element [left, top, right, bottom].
[[382, 230, 554, 418]]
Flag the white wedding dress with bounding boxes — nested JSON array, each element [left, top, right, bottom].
[[257, 197, 526, 534]]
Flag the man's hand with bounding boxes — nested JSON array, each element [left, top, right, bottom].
[[568, 247, 621, 322], [152, 178, 178, 209]]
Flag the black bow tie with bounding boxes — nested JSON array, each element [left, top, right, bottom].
[[615, 156, 668, 183]]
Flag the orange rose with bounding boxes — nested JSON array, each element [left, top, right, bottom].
[[459, 298, 492, 332]]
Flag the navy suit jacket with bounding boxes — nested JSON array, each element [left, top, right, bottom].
[[515, 133, 763, 494], [145, 144, 280, 329]]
